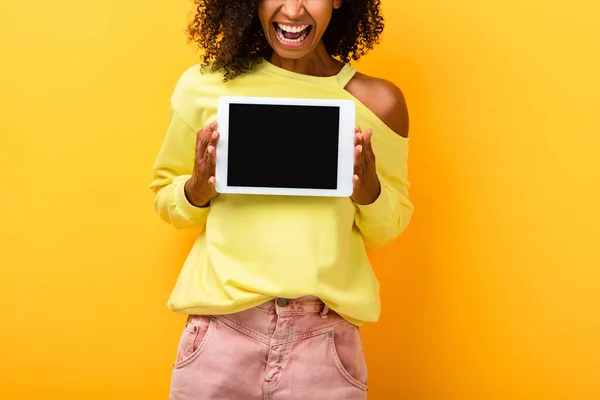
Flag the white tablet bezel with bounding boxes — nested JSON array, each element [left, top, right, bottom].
[[215, 96, 355, 197]]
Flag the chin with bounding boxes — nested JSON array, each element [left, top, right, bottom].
[[271, 48, 309, 60]]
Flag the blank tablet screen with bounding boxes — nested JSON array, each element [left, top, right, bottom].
[[227, 104, 340, 190]]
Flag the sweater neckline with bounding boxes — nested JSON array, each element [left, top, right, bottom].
[[256, 57, 357, 89]]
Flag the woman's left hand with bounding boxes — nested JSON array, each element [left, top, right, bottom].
[[351, 127, 381, 205]]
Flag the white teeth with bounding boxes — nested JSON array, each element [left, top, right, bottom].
[[275, 27, 310, 44], [277, 23, 308, 33], [274, 23, 311, 45]]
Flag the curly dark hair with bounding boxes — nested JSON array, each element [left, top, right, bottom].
[[187, 0, 385, 81]]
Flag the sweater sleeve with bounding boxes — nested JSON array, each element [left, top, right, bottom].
[[148, 107, 210, 230], [354, 136, 414, 250]]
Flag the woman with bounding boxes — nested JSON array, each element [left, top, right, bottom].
[[149, 0, 414, 398]]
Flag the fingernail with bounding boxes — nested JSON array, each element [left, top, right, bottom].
[[212, 131, 219, 139], [208, 146, 214, 154], [358, 145, 363, 153]]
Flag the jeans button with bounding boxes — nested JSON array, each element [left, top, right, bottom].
[[276, 298, 289, 307]]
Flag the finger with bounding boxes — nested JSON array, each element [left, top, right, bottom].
[[197, 126, 210, 155], [205, 144, 217, 173], [362, 128, 376, 162], [354, 126, 363, 146], [198, 121, 218, 154], [205, 136, 218, 178], [195, 129, 204, 156], [206, 145, 215, 157], [203, 129, 220, 164], [363, 128, 373, 145], [208, 129, 220, 149], [354, 144, 363, 170], [362, 129, 373, 152]]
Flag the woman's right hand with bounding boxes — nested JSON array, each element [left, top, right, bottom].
[[184, 121, 220, 207]]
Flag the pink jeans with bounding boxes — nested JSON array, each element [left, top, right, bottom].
[[169, 296, 368, 399]]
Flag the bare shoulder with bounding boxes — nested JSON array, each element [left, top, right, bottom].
[[345, 72, 409, 138]]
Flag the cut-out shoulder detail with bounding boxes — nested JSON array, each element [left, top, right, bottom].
[[344, 72, 409, 138]]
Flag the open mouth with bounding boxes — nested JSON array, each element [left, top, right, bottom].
[[273, 22, 313, 46]]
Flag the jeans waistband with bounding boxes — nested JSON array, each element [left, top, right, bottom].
[[256, 296, 330, 318]]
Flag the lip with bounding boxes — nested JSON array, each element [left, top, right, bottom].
[[274, 22, 310, 27], [272, 22, 313, 49]]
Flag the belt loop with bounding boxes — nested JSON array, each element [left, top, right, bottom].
[[320, 304, 329, 319]]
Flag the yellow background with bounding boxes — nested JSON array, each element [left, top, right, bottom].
[[1, 0, 599, 398]]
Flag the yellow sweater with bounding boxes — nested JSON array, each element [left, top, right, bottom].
[[149, 59, 414, 325]]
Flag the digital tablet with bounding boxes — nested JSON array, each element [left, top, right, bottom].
[[215, 96, 356, 197]]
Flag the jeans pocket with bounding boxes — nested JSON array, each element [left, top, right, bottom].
[[328, 324, 369, 391], [173, 315, 216, 369]]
